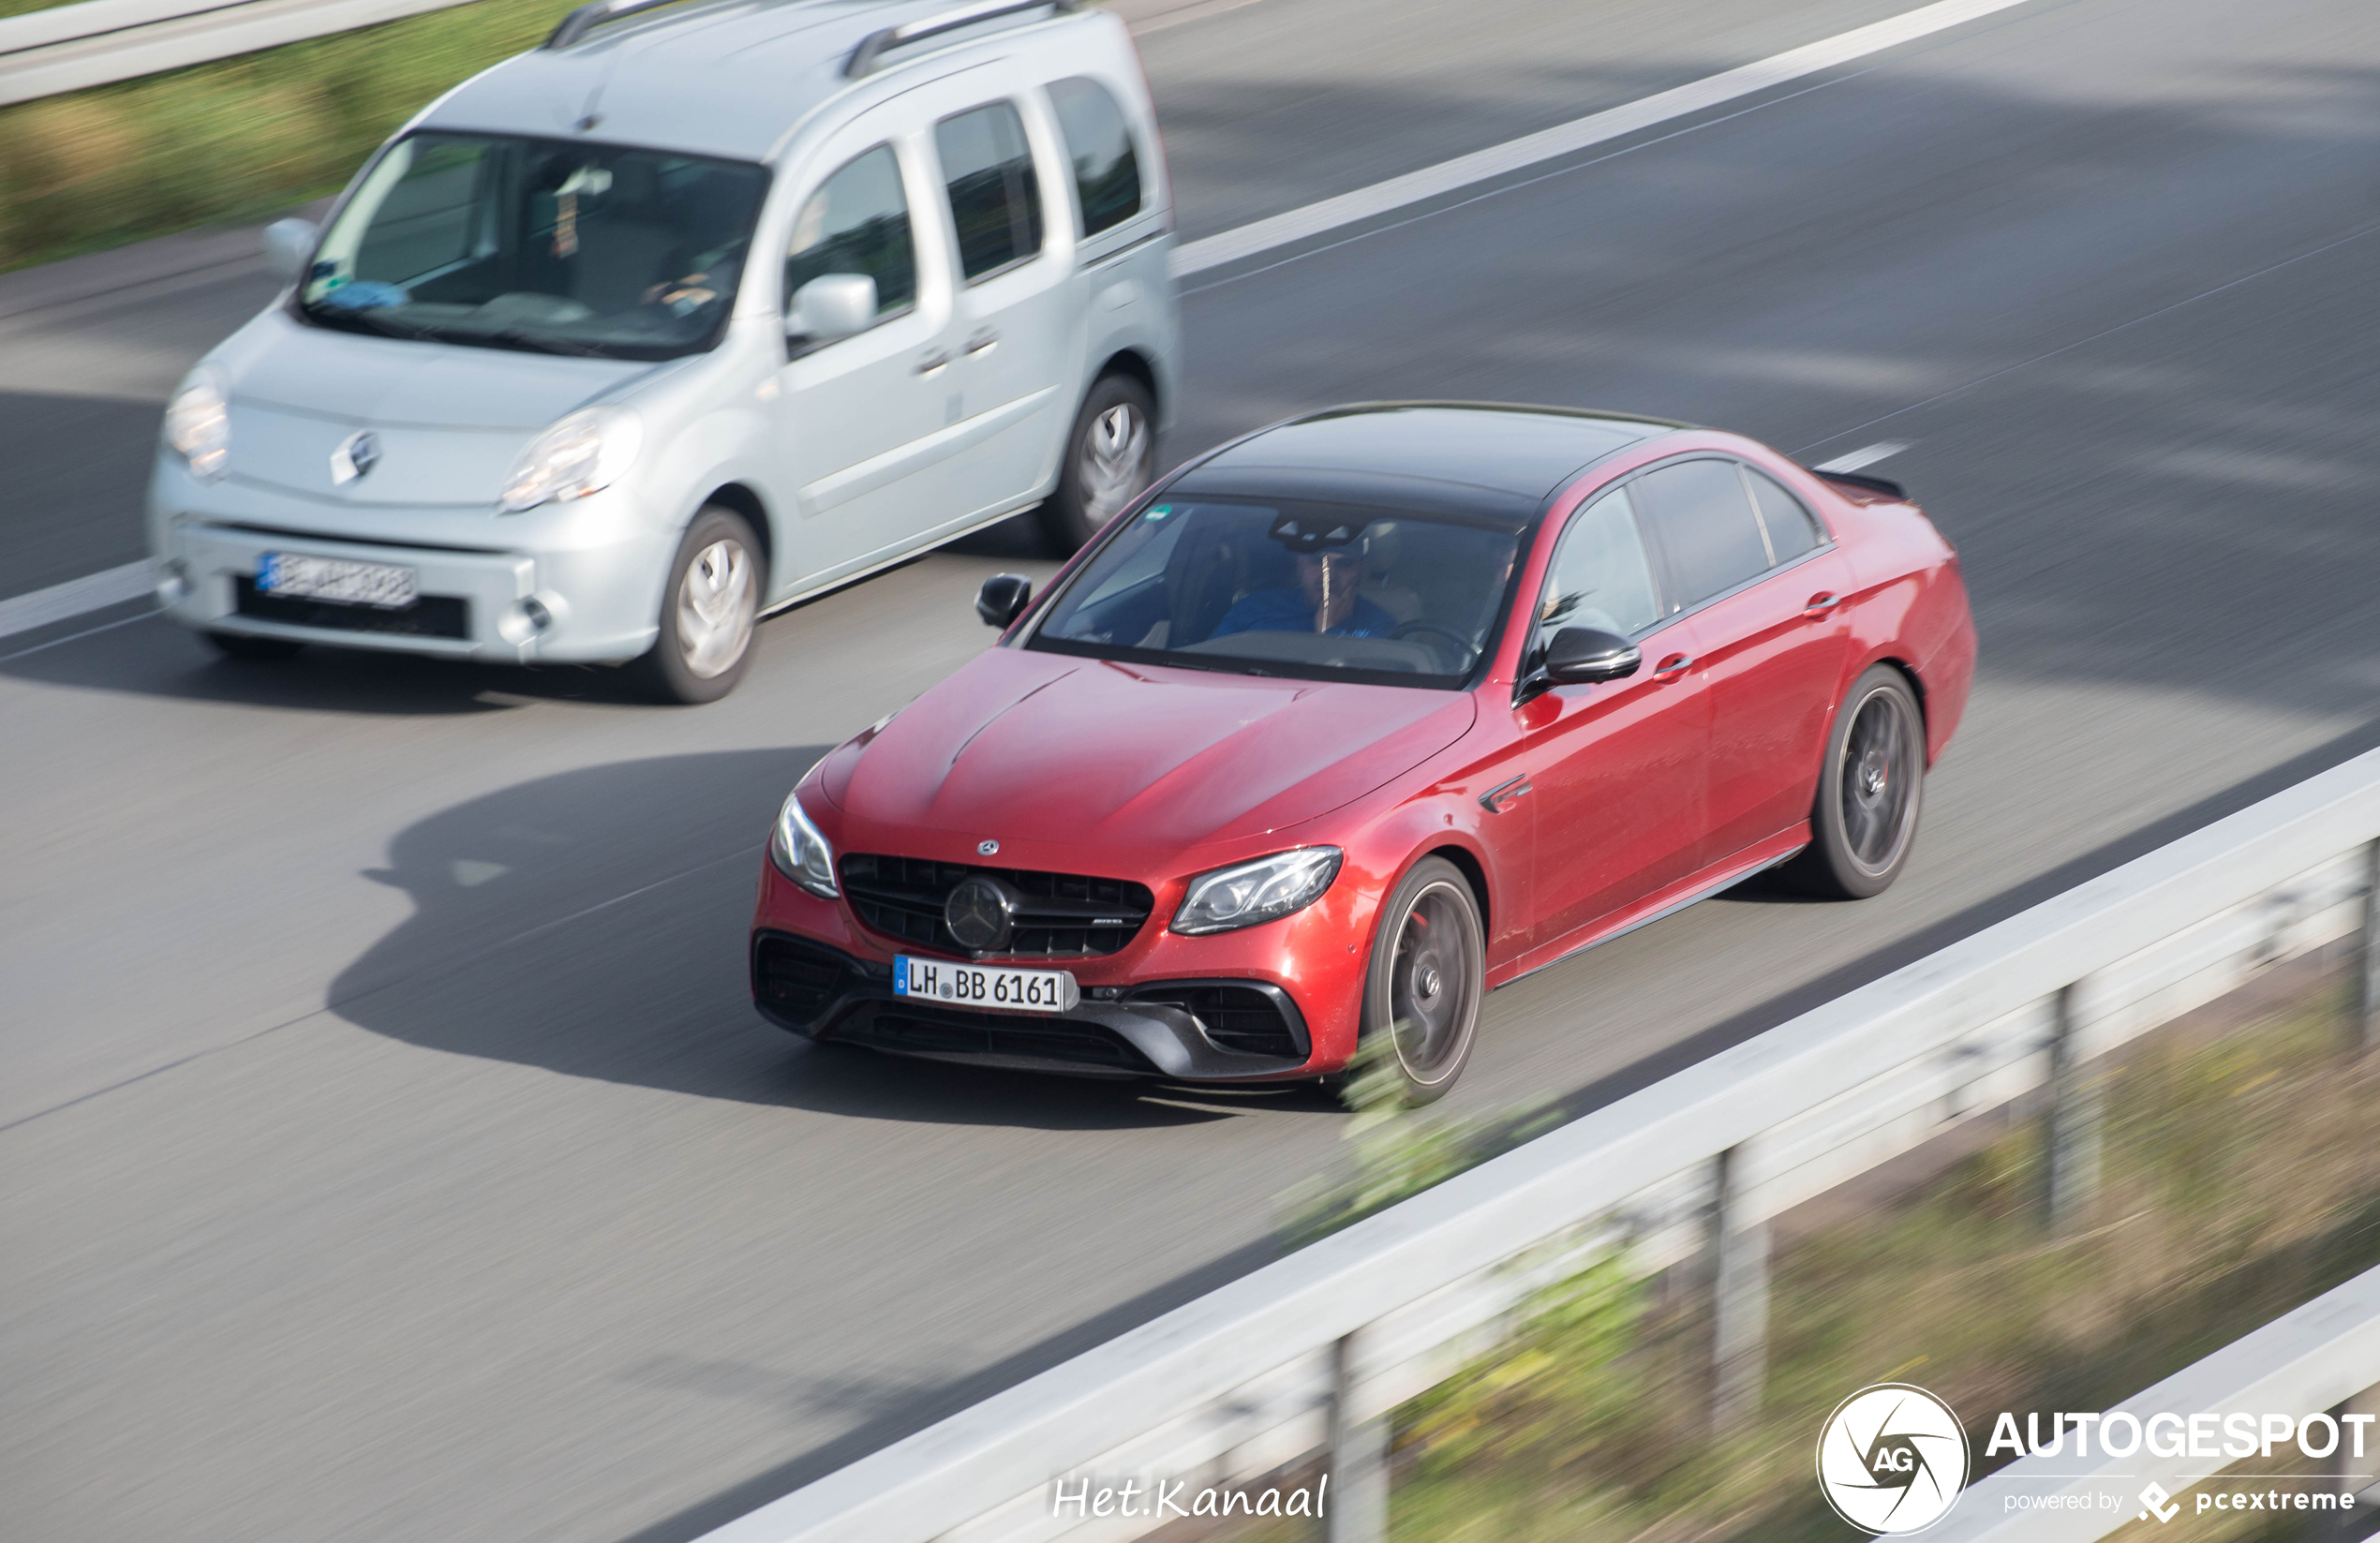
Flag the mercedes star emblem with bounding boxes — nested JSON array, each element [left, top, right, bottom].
[[977, 838, 1000, 855], [945, 875, 1016, 953]]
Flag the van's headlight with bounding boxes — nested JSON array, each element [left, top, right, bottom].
[[1171, 847, 1342, 935], [164, 374, 231, 481], [768, 790, 839, 898], [500, 406, 641, 512]]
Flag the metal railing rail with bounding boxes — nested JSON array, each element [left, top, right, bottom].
[[692, 745, 2380, 1543], [0, 0, 484, 106]]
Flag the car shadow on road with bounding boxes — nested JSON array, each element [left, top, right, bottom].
[[326, 749, 1250, 1131]]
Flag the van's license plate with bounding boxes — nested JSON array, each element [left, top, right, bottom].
[[258, 552, 417, 608], [894, 956, 1079, 1013]]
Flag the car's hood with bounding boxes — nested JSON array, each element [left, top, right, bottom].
[[826, 648, 1478, 852], [210, 311, 657, 505]]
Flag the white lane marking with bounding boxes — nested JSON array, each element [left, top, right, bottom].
[[1813, 440, 1913, 473], [0, 559, 150, 642], [1172, 0, 2040, 276]]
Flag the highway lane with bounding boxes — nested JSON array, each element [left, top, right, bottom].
[[8, 0, 2380, 1538]]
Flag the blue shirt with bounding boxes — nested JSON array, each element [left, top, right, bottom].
[[1212, 587, 1398, 640]]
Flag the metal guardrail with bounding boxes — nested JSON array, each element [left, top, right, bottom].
[[692, 745, 2380, 1543], [0, 0, 484, 106]]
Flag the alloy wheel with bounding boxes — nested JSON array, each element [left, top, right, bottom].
[[1387, 881, 1479, 1088], [1839, 685, 1919, 876]]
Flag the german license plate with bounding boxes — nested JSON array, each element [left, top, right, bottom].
[[894, 956, 1079, 1014], [257, 552, 417, 608]]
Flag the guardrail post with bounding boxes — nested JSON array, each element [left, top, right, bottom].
[[2355, 838, 2380, 1057], [1327, 1330, 1388, 1543], [2044, 981, 2101, 1229], [1711, 1144, 1769, 1433], [2323, 1387, 2377, 1539]]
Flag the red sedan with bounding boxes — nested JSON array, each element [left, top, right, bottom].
[[751, 403, 1974, 1102]]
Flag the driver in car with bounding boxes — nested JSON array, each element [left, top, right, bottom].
[[1212, 547, 1396, 639]]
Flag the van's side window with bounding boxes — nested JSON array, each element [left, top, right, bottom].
[[937, 101, 1044, 281], [1045, 78, 1142, 238], [783, 144, 915, 323]]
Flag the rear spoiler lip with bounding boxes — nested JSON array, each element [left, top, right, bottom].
[[1807, 467, 1910, 501]]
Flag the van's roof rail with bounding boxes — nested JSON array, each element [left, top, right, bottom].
[[844, 0, 1078, 78], [544, 0, 696, 50]]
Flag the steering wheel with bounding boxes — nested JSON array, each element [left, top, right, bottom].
[[1390, 620, 1472, 670]]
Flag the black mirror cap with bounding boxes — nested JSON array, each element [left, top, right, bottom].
[[1542, 627, 1640, 684], [976, 573, 1033, 629]]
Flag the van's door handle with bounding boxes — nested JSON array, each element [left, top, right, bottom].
[[914, 349, 950, 377], [1804, 591, 1843, 617], [964, 329, 1000, 356], [1650, 653, 1693, 682]]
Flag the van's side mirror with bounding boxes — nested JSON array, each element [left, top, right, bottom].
[[789, 274, 876, 343], [1543, 627, 1640, 685], [976, 573, 1032, 630], [263, 218, 318, 286]]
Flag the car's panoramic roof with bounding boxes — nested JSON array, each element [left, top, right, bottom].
[[1186, 403, 1683, 523], [419, 0, 1074, 164]]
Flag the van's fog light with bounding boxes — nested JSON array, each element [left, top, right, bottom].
[[498, 594, 561, 645], [155, 560, 190, 605]]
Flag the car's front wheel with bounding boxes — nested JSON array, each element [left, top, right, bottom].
[[634, 506, 761, 705], [1346, 856, 1484, 1107], [1040, 374, 1155, 553], [1785, 664, 1926, 898]]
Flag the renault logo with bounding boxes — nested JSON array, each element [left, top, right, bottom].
[[945, 875, 1016, 953], [331, 430, 381, 486]]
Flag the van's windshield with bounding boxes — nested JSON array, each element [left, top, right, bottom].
[[299, 132, 769, 361]]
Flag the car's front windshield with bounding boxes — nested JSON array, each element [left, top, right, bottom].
[[299, 132, 768, 361], [1030, 497, 1524, 688]]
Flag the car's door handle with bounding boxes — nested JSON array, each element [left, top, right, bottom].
[[914, 349, 950, 377], [1480, 774, 1532, 813], [1650, 653, 1693, 682], [1804, 591, 1843, 616], [964, 329, 1000, 356]]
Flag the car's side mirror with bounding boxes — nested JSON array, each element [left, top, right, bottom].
[[263, 218, 318, 286], [1542, 626, 1640, 685], [976, 573, 1032, 629], [788, 274, 876, 344]]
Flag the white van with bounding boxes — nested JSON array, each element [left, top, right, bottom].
[[148, 0, 1179, 701]]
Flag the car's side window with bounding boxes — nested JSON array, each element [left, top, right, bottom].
[[782, 144, 916, 326], [936, 100, 1044, 281], [1742, 466, 1825, 564], [1534, 487, 1662, 650], [1045, 77, 1143, 239], [1632, 458, 1771, 611]]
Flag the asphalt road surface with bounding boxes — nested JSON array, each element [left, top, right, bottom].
[[7, 0, 2380, 1537]]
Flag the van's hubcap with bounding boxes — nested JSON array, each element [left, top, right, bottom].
[[677, 538, 754, 678], [1078, 403, 1150, 525]]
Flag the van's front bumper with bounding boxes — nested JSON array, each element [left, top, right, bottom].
[[148, 461, 672, 663]]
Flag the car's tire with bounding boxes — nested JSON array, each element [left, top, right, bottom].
[[203, 631, 303, 660], [1343, 856, 1485, 1107], [1039, 373, 1156, 554], [633, 506, 762, 705], [1781, 664, 1926, 899]]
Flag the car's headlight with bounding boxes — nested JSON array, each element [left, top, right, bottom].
[[1171, 847, 1343, 935], [164, 375, 231, 481], [768, 790, 839, 898], [499, 406, 641, 512]]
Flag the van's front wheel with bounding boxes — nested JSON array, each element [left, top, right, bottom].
[[1040, 375, 1154, 553], [634, 506, 760, 705]]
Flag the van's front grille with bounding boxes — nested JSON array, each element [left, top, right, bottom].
[[839, 853, 1154, 957], [234, 576, 469, 639]]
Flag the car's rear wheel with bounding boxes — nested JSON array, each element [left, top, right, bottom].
[[1784, 664, 1926, 898], [1346, 856, 1484, 1107], [634, 506, 761, 705], [204, 631, 303, 660], [1039, 374, 1155, 553]]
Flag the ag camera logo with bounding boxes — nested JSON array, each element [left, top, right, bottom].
[[1817, 1384, 1971, 1534]]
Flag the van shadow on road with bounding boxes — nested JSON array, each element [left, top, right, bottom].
[[326, 749, 1245, 1131]]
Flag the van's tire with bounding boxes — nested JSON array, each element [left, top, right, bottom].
[[1779, 665, 1926, 898], [633, 506, 762, 705], [1039, 374, 1155, 554], [204, 631, 303, 660], [1340, 856, 1485, 1108]]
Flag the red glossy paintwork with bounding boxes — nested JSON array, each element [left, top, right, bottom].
[[751, 421, 1976, 1080]]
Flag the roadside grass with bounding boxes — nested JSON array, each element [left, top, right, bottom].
[[1234, 975, 2380, 1542], [0, 0, 582, 273]]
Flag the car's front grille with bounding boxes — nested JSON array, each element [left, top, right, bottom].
[[834, 1003, 1156, 1072], [752, 934, 857, 1027], [234, 575, 469, 639], [1127, 983, 1304, 1059], [840, 853, 1155, 957]]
